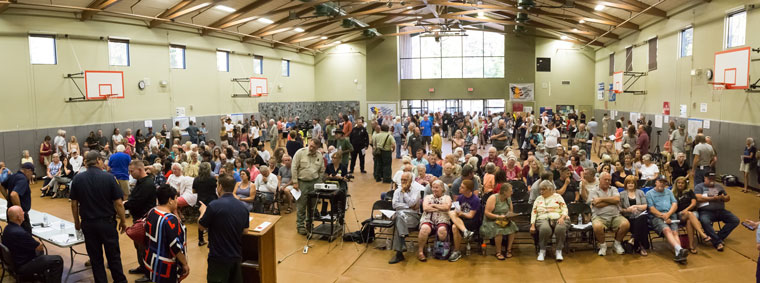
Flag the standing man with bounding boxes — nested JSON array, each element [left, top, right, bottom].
[[691, 134, 716, 186], [70, 151, 127, 283], [186, 121, 199, 145], [419, 115, 433, 151], [599, 114, 610, 158], [0, 162, 35, 233], [123, 160, 156, 283], [636, 125, 650, 155], [292, 139, 326, 235], [334, 130, 353, 168], [490, 120, 508, 152], [373, 125, 396, 184], [587, 117, 598, 153], [349, 118, 369, 174], [268, 119, 278, 151], [576, 123, 591, 159], [544, 123, 561, 156], [109, 145, 132, 198], [171, 121, 182, 144], [670, 124, 687, 157], [54, 129, 68, 157], [406, 126, 423, 158], [198, 174, 249, 283], [2, 206, 63, 283], [311, 119, 322, 144]]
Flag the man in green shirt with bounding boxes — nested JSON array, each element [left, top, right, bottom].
[[372, 124, 396, 183], [334, 130, 353, 166], [292, 139, 326, 235], [268, 119, 278, 151]]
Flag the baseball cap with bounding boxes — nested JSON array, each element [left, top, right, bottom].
[[678, 124, 686, 129], [706, 172, 717, 178], [622, 144, 630, 149], [20, 163, 34, 170]]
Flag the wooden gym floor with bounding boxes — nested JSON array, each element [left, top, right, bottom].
[[2, 139, 758, 283]]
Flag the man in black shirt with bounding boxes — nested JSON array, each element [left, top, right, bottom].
[[1, 206, 63, 283], [70, 151, 127, 283], [406, 127, 423, 157], [668, 152, 691, 183], [349, 118, 369, 174], [186, 121, 200, 144], [0, 162, 34, 233], [123, 160, 156, 283], [199, 174, 250, 283], [96, 129, 109, 151]]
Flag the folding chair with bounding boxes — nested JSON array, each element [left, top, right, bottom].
[[0, 243, 46, 283], [367, 200, 395, 247], [508, 180, 529, 204], [566, 202, 595, 251], [511, 202, 534, 245]]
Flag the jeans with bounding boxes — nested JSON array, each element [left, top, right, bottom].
[[698, 209, 739, 246], [18, 255, 63, 283], [350, 149, 365, 173], [394, 136, 402, 159], [694, 166, 711, 186], [81, 218, 126, 283]]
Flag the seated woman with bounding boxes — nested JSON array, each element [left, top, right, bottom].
[[611, 161, 630, 189], [482, 163, 496, 194], [523, 159, 543, 187], [503, 156, 522, 181], [325, 151, 349, 180], [530, 180, 569, 262], [233, 169, 255, 211], [639, 154, 659, 186], [619, 175, 650, 256], [673, 176, 711, 253], [480, 182, 518, 260], [417, 180, 452, 262]]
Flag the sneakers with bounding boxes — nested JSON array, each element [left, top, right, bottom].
[[462, 230, 474, 241], [556, 250, 563, 261], [448, 251, 462, 262], [598, 244, 607, 256], [613, 241, 625, 255], [537, 250, 546, 261], [388, 252, 405, 264], [674, 248, 689, 263], [297, 228, 307, 235]]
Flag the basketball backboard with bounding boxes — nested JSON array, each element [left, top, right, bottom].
[[250, 77, 268, 97], [85, 71, 125, 99], [713, 46, 751, 90]]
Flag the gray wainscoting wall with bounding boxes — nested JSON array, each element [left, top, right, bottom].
[[259, 101, 360, 124]]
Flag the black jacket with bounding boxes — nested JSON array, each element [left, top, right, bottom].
[[349, 126, 369, 149], [124, 176, 156, 218]]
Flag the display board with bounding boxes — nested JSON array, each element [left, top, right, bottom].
[[85, 71, 125, 99], [368, 103, 397, 117]]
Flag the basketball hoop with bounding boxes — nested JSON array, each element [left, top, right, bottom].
[[708, 82, 736, 90]]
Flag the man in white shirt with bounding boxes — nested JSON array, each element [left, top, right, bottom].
[[54, 130, 67, 156], [223, 118, 234, 139], [311, 119, 322, 142], [544, 123, 561, 156], [389, 172, 423, 264], [167, 163, 196, 207], [69, 150, 84, 173], [253, 166, 278, 212]]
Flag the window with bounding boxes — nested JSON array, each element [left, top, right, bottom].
[[216, 50, 229, 72], [725, 10, 746, 48], [625, 46, 632, 72], [108, 39, 129, 66], [28, 34, 56, 65], [169, 45, 186, 69], [485, 99, 505, 114], [281, 59, 290, 77], [608, 53, 614, 76], [679, 27, 693, 57], [253, 55, 263, 75], [401, 100, 424, 116], [399, 30, 504, 79], [648, 37, 657, 71], [460, 100, 483, 115], [426, 100, 446, 113]]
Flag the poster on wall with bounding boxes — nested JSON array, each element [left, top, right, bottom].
[[512, 103, 524, 112], [597, 83, 605, 101], [509, 83, 535, 101], [654, 115, 663, 128], [172, 117, 189, 136], [524, 106, 533, 114], [663, 102, 670, 115], [687, 119, 703, 138], [368, 103, 397, 117], [228, 113, 245, 125], [680, 104, 687, 118], [175, 107, 186, 117], [608, 83, 616, 101]]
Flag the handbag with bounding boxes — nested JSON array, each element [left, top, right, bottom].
[[373, 134, 390, 156], [126, 210, 150, 244]]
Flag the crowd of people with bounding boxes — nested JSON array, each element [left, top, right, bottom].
[[0, 108, 756, 282]]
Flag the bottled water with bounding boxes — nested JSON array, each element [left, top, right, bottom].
[[578, 214, 583, 224], [43, 214, 49, 227]]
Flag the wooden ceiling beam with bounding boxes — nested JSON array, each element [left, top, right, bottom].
[[0, 0, 16, 14], [149, 0, 206, 28], [301, 5, 422, 27], [206, 0, 272, 30], [80, 0, 121, 20], [575, 0, 665, 17]]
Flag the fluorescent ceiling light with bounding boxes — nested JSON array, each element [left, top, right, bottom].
[[293, 27, 305, 32], [477, 11, 485, 17], [594, 4, 605, 11], [321, 36, 328, 39], [214, 5, 236, 13], [416, 16, 422, 19], [572, 28, 578, 32], [257, 18, 274, 24], [560, 35, 569, 40], [335, 41, 342, 44], [406, 6, 413, 9], [578, 19, 585, 24]]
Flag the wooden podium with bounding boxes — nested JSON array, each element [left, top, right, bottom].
[[242, 213, 281, 283]]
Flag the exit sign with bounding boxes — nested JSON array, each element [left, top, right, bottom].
[[428, 88, 435, 93], [467, 88, 474, 92]]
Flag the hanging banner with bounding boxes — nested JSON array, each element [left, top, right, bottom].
[[608, 83, 616, 101], [663, 102, 670, 115], [512, 103, 524, 112], [597, 82, 605, 101], [509, 83, 535, 102]]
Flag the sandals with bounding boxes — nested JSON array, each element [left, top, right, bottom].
[[640, 249, 648, 256], [495, 252, 506, 260], [505, 250, 513, 258], [716, 243, 724, 252], [417, 252, 427, 262], [702, 234, 711, 243], [285, 208, 292, 214]]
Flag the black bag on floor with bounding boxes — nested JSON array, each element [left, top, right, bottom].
[[343, 218, 375, 243], [721, 174, 740, 187]]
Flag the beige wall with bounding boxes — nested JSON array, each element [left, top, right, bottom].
[[534, 38, 596, 111], [314, 42, 368, 118], [594, 1, 760, 124], [0, 9, 315, 132]]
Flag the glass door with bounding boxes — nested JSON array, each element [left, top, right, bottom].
[[446, 99, 460, 113]]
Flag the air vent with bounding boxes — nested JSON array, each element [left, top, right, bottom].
[[518, 0, 535, 10], [561, 80, 571, 85]]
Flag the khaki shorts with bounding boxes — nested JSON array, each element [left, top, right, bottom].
[[592, 215, 627, 231], [739, 161, 751, 173], [117, 179, 130, 198]]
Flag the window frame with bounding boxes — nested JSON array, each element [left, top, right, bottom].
[[724, 9, 746, 49], [253, 55, 264, 75], [399, 31, 504, 80], [169, 44, 186, 69], [281, 59, 290, 77], [678, 26, 693, 58], [107, 38, 130, 66], [216, 50, 230, 72], [647, 37, 657, 71], [28, 34, 57, 65]]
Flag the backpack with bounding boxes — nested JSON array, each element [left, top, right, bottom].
[[343, 218, 375, 243], [721, 174, 740, 187], [432, 240, 450, 260]]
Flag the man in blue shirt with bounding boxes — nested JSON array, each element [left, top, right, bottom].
[[419, 115, 433, 151], [646, 178, 688, 263], [109, 145, 131, 198], [2, 206, 63, 283], [0, 162, 34, 233], [426, 154, 442, 178], [199, 174, 250, 283]]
